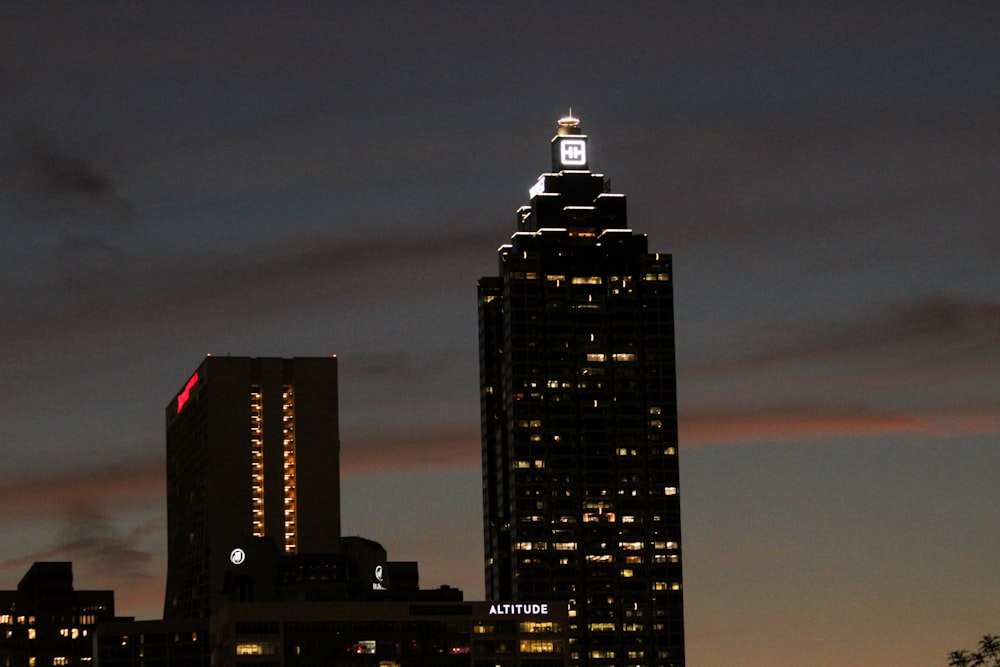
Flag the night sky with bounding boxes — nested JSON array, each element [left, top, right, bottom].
[[1, 2, 997, 665]]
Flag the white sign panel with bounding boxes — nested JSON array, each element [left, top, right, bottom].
[[559, 139, 587, 166]]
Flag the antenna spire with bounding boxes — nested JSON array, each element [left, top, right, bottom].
[[558, 108, 580, 128]]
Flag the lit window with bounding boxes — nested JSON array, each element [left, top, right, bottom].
[[588, 622, 616, 631], [613, 353, 636, 362], [237, 642, 280, 656], [521, 639, 558, 653], [350, 640, 376, 654], [520, 621, 559, 633], [571, 276, 602, 284]]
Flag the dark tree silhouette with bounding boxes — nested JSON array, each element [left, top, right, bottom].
[[948, 635, 1000, 667]]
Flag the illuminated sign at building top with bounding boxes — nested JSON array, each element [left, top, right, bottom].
[[230, 548, 246, 565], [488, 603, 549, 615], [176, 372, 199, 413], [559, 138, 586, 167]]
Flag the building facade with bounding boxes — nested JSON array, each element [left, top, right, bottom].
[[0, 562, 116, 667], [206, 600, 568, 667], [164, 356, 342, 619], [478, 117, 684, 666]]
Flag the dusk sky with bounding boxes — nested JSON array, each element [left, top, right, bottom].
[[1, 2, 997, 665]]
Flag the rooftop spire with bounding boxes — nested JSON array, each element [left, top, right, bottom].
[[558, 108, 579, 127], [557, 109, 581, 135]]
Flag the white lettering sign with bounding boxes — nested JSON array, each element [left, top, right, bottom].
[[488, 603, 549, 615], [559, 139, 586, 166]]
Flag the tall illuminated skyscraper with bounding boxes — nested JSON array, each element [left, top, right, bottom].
[[163, 356, 341, 619], [479, 116, 684, 666]]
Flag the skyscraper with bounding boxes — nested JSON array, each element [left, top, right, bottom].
[[163, 356, 341, 618], [479, 116, 684, 666]]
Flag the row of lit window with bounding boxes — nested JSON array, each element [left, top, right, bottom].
[[517, 540, 678, 551], [282, 386, 298, 553], [250, 388, 265, 538], [473, 621, 562, 635], [0, 615, 34, 625], [585, 353, 636, 362], [9, 627, 87, 640], [507, 271, 668, 284], [119, 632, 198, 646]]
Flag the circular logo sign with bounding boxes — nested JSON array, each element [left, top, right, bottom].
[[230, 548, 246, 565]]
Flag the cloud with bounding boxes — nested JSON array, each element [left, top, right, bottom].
[[0, 459, 166, 615], [678, 293, 1000, 444], [679, 402, 1000, 447], [342, 425, 479, 473], [3, 133, 137, 231], [1, 223, 495, 351], [688, 292, 1000, 378], [0, 510, 166, 619], [0, 459, 163, 519]]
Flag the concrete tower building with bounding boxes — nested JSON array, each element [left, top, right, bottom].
[[163, 356, 341, 618], [478, 116, 684, 666]]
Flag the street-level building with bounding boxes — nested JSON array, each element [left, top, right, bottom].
[[0, 562, 117, 667]]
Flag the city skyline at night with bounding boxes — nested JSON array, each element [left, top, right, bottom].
[[1, 4, 997, 666]]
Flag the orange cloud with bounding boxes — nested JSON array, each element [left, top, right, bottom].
[[679, 404, 1000, 446], [0, 460, 163, 518], [341, 427, 479, 473]]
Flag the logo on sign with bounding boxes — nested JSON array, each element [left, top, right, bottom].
[[176, 372, 199, 413], [372, 565, 387, 590], [560, 139, 586, 166], [230, 548, 246, 565]]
